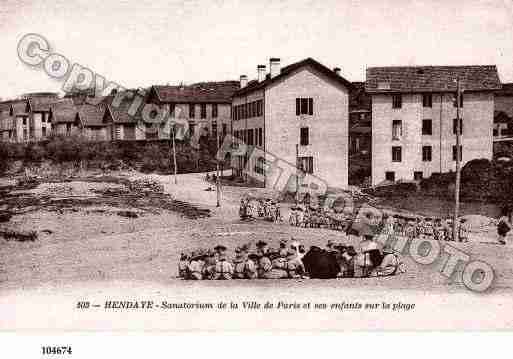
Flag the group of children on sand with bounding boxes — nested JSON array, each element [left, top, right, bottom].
[[178, 240, 306, 281]]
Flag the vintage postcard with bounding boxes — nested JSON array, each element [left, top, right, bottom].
[[1, 0, 513, 334]]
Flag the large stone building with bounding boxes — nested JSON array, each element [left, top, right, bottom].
[[231, 57, 353, 190], [366, 65, 501, 185]]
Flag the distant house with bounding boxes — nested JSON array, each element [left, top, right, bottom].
[[232, 57, 353, 189], [77, 103, 111, 141], [0, 102, 15, 142], [11, 100, 31, 142], [349, 81, 372, 155], [147, 81, 239, 142], [25, 93, 60, 140], [104, 101, 146, 141], [494, 83, 513, 139], [366, 65, 501, 185], [49, 99, 81, 136]]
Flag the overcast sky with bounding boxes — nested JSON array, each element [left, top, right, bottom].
[[0, 0, 512, 98]]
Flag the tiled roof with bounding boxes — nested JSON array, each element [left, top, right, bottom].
[[153, 81, 239, 103], [28, 95, 60, 112], [50, 99, 78, 124], [107, 102, 141, 124], [0, 102, 12, 112], [496, 83, 513, 95], [366, 65, 501, 93], [11, 100, 29, 115], [234, 57, 354, 97], [77, 103, 108, 127]]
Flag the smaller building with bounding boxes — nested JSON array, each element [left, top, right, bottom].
[[50, 99, 81, 136], [77, 103, 111, 141], [494, 83, 513, 139], [349, 81, 372, 155], [103, 95, 146, 141], [25, 93, 60, 140]]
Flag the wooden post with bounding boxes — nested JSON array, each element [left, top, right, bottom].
[[216, 131, 221, 207], [453, 78, 462, 241], [172, 124, 178, 185], [295, 144, 299, 206]]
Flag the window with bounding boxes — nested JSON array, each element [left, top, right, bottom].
[[222, 123, 227, 137], [257, 100, 263, 116], [212, 122, 217, 138], [300, 98, 308, 114], [254, 157, 265, 175], [296, 98, 313, 115], [453, 118, 463, 135], [42, 127, 46, 137], [422, 119, 432, 135], [452, 145, 462, 161], [298, 156, 314, 174], [300, 127, 309, 146], [422, 146, 432, 162], [212, 104, 218, 118], [422, 93, 432, 107], [258, 128, 263, 146], [22, 117, 27, 126], [392, 120, 402, 140], [392, 146, 402, 162], [414, 171, 423, 181], [189, 104, 195, 118], [247, 129, 254, 145], [23, 129, 27, 139], [493, 128, 499, 137], [385, 171, 395, 182], [189, 123, 196, 136], [169, 103, 176, 117], [200, 104, 206, 119], [453, 93, 464, 108], [392, 94, 402, 109]]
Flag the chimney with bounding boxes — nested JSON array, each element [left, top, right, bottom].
[[333, 67, 341, 76], [269, 58, 281, 78], [257, 65, 266, 82], [240, 75, 248, 88]]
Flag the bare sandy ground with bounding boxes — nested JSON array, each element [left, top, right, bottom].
[[1, 171, 512, 330]]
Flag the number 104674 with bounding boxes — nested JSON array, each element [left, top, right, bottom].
[[42, 346, 72, 355]]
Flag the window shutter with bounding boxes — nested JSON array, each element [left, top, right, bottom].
[[296, 98, 300, 116], [308, 98, 313, 115]]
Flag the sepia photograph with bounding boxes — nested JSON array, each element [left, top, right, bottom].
[[1, 0, 513, 339]]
